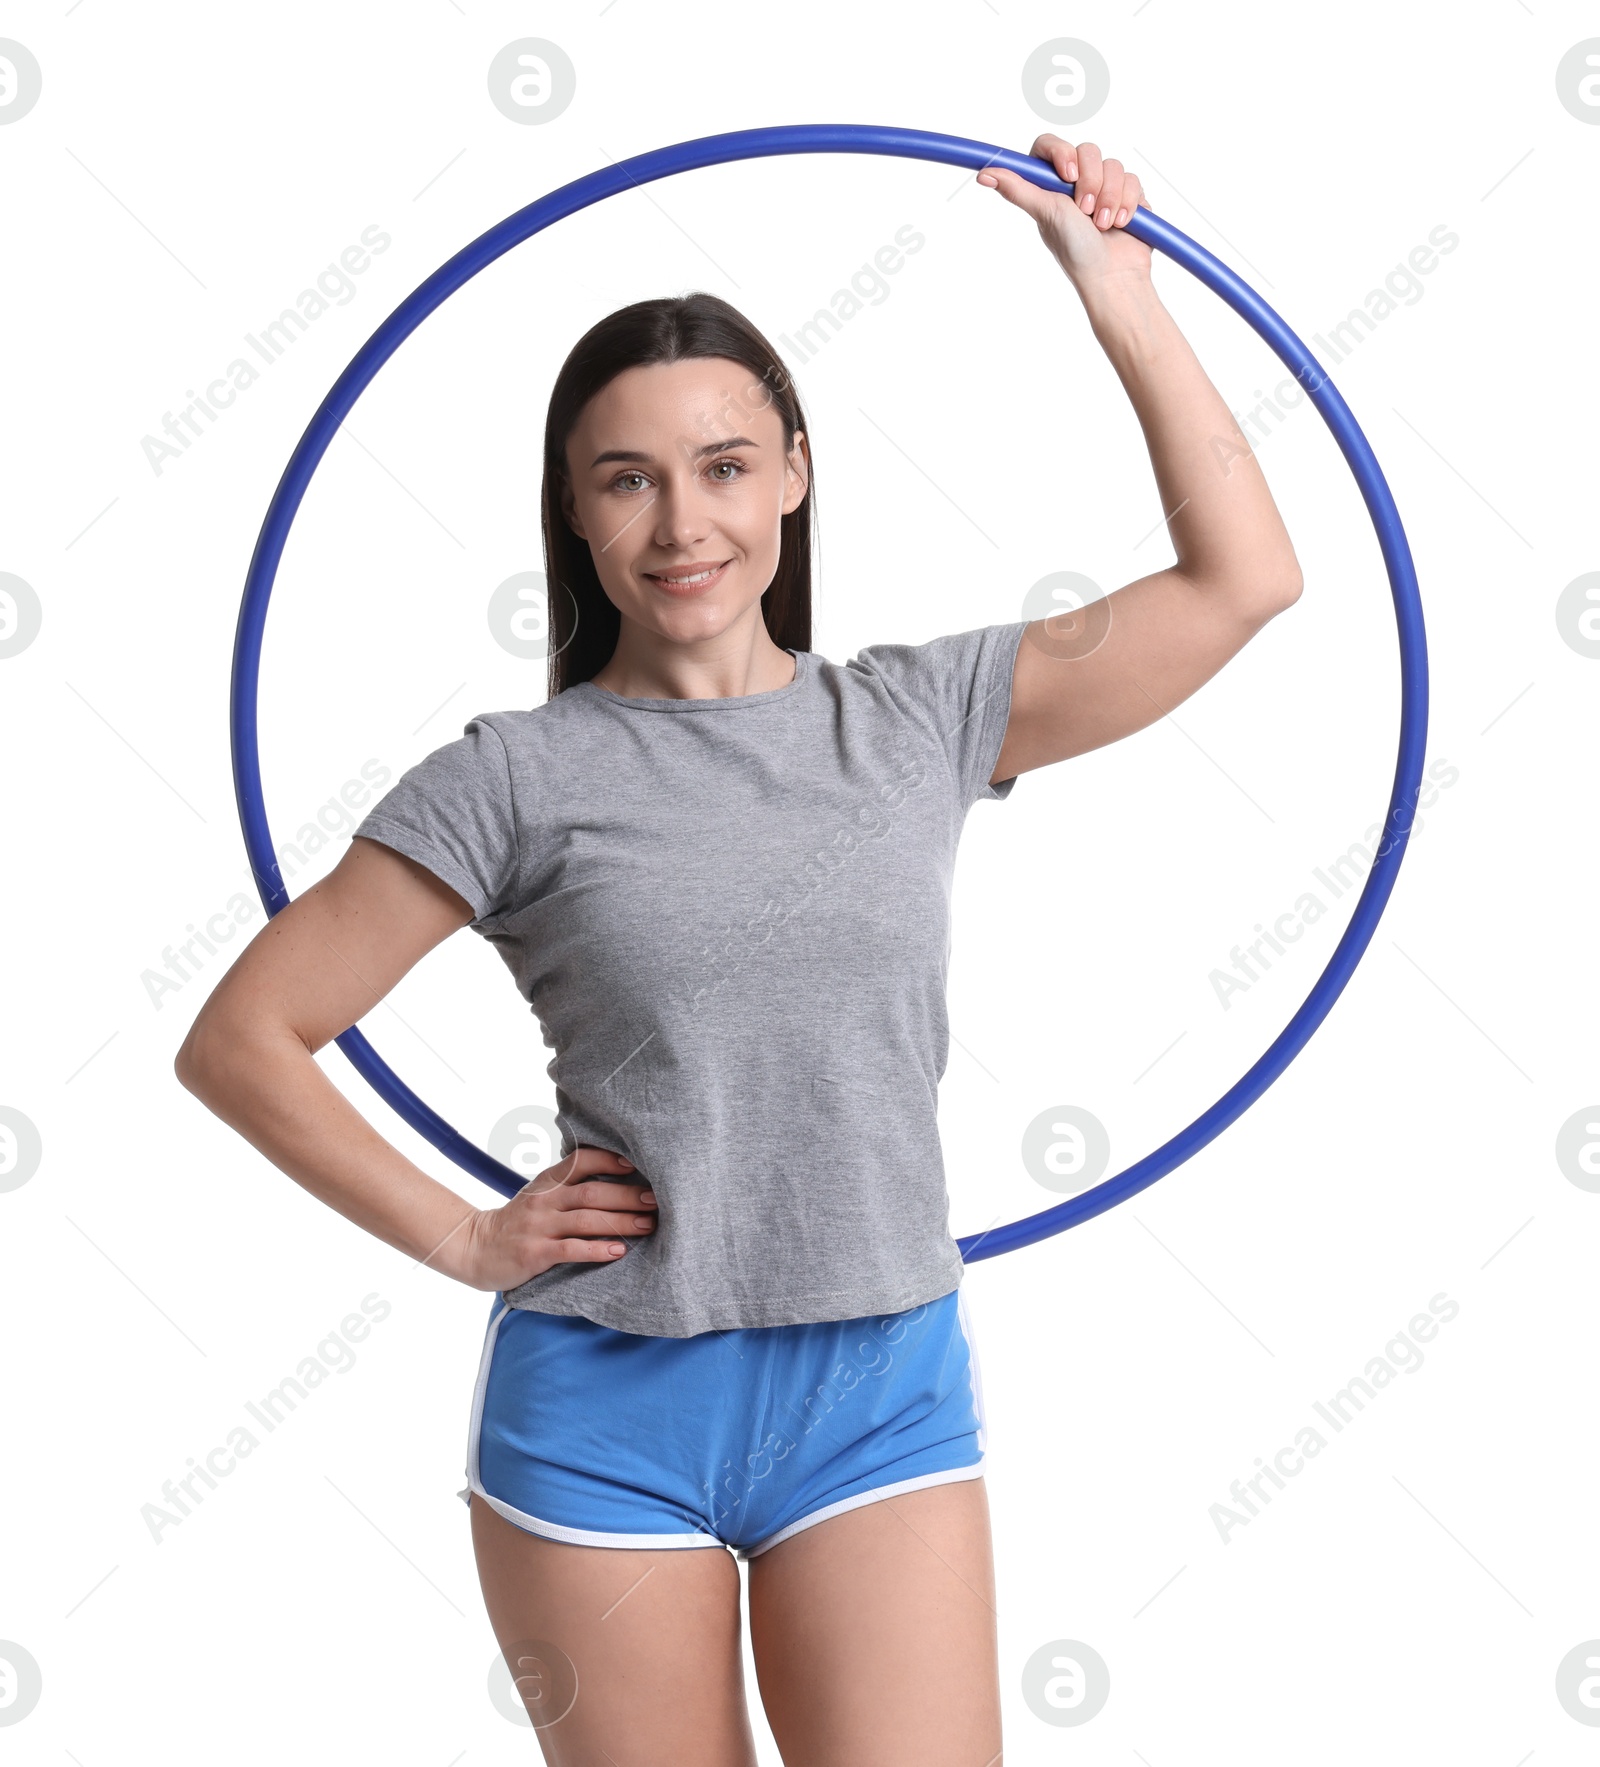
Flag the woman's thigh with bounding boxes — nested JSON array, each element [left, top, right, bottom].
[[745, 1475, 1002, 1766], [470, 1495, 760, 1765]]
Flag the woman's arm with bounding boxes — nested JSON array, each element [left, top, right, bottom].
[[173, 836, 656, 1287], [980, 135, 1305, 780]]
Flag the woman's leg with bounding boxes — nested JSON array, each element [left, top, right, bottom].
[[471, 1495, 760, 1765], [745, 1476, 1003, 1765]]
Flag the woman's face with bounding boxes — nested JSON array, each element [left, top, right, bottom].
[[560, 356, 809, 646]]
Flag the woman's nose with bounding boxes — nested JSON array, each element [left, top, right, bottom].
[[652, 485, 716, 544]]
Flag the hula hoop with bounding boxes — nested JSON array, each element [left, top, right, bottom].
[[230, 124, 1428, 1261]]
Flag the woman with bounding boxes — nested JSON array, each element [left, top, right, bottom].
[[177, 134, 1302, 1763]]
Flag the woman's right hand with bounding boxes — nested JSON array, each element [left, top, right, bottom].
[[977, 133, 1152, 303], [457, 1145, 657, 1292]]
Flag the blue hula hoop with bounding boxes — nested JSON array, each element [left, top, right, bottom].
[[230, 123, 1428, 1262]]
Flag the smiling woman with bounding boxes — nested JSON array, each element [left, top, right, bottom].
[[539, 296, 819, 703], [174, 121, 1423, 1766]]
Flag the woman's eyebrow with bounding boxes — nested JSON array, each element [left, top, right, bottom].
[[589, 435, 760, 468]]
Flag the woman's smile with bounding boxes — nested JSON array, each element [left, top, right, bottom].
[[642, 557, 734, 596]]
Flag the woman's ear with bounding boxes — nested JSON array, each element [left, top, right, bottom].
[[559, 475, 587, 539], [783, 430, 810, 514]]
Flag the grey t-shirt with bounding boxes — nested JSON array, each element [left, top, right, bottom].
[[354, 619, 1029, 1338]]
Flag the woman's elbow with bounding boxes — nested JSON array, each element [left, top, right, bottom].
[[1250, 559, 1303, 616], [174, 1002, 256, 1104], [173, 1011, 221, 1101]]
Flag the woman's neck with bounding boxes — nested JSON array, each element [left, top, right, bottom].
[[591, 626, 796, 702]]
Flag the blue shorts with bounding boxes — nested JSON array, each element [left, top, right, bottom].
[[464, 1284, 988, 1560]]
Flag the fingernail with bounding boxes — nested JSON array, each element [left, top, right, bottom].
[[640, 1190, 656, 1204], [1066, 159, 1078, 179], [1080, 191, 1095, 213], [609, 1243, 626, 1255], [1116, 207, 1129, 227], [635, 1215, 654, 1228], [617, 1156, 632, 1167]]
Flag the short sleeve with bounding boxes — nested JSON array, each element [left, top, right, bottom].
[[848, 620, 1029, 811], [352, 716, 521, 928]]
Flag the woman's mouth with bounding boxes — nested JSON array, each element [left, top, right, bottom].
[[644, 559, 732, 596]]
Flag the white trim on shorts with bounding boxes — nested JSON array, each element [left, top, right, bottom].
[[463, 1298, 724, 1552], [957, 1281, 989, 1454], [736, 1458, 987, 1559]]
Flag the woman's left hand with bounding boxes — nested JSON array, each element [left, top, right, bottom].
[[978, 134, 1153, 298]]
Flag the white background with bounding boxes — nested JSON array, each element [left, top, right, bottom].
[[2, 1, 1596, 1760]]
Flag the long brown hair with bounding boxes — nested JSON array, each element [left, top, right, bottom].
[[540, 292, 817, 698]]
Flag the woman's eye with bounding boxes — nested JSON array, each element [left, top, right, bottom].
[[610, 461, 741, 492]]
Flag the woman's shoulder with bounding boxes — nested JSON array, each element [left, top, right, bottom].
[[823, 621, 1029, 709], [467, 687, 599, 743]]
